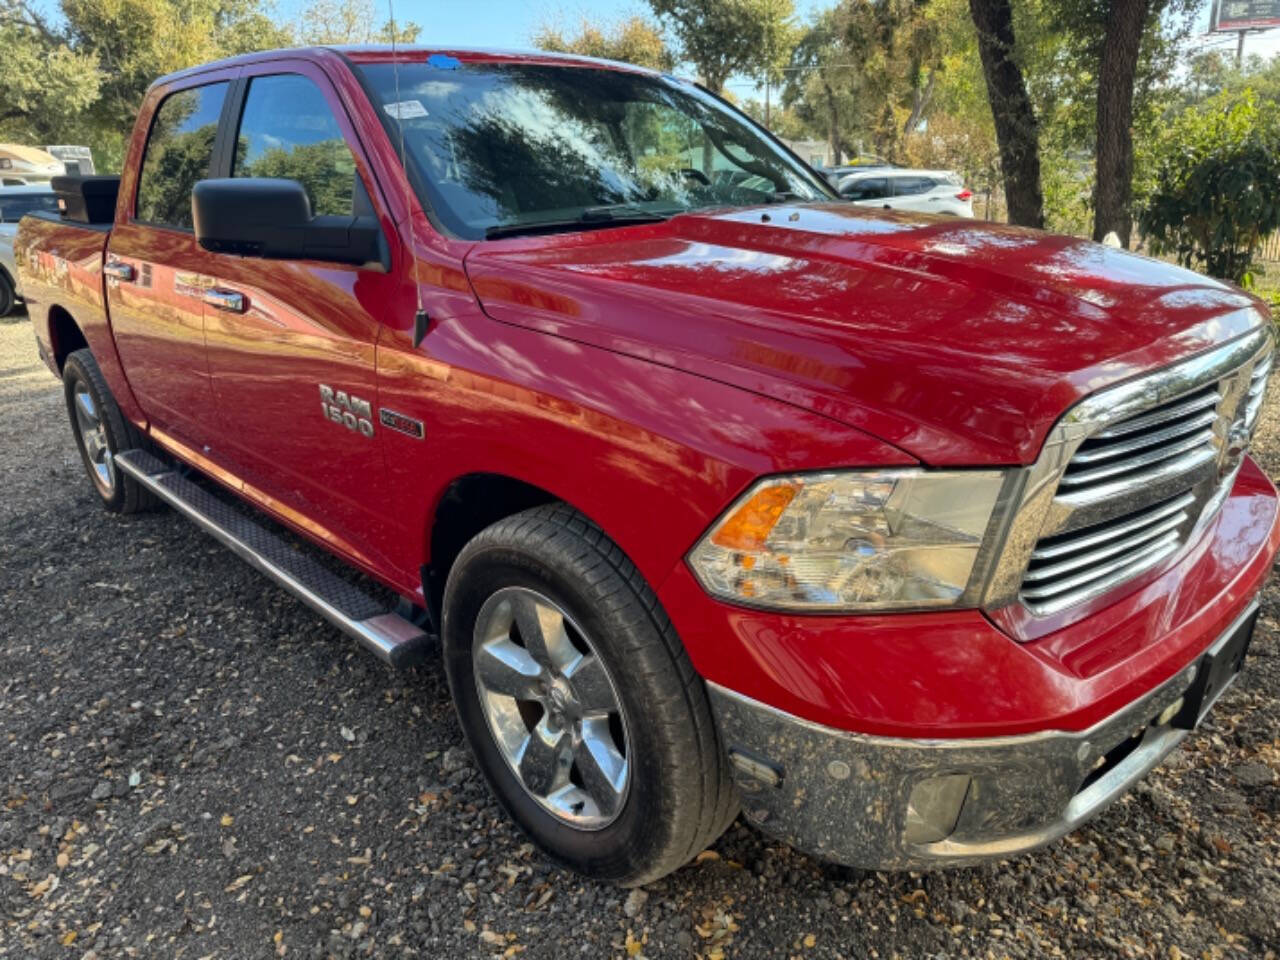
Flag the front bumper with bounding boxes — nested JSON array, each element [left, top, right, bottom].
[[710, 601, 1258, 870]]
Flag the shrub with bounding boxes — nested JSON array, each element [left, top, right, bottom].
[[1138, 90, 1280, 284]]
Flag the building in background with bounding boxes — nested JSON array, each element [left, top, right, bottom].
[[0, 145, 64, 185]]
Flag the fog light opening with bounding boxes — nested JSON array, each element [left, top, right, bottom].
[[904, 774, 972, 845]]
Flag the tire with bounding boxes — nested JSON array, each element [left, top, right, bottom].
[[0, 272, 15, 317], [442, 504, 738, 886], [63, 347, 158, 514]]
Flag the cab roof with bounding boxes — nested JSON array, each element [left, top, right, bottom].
[[153, 45, 662, 90]]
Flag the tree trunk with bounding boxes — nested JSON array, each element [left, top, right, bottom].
[[968, 0, 1044, 228], [821, 75, 841, 166], [903, 68, 938, 135], [1093, 0, 1150, 247]]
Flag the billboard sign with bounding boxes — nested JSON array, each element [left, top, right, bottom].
[[1213, 0, 1280, 30]]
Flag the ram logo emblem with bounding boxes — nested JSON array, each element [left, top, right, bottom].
[[319, 384, 374, 438]]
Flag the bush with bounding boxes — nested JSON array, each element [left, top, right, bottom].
[[1138, 90, 1280, 284]]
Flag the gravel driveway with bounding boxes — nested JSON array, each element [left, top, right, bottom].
[[3, 310, 1280, 959]]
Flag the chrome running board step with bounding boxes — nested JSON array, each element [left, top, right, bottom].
[[115, 448, 433, 669]]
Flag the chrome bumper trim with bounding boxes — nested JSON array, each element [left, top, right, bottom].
[[707, 602, 1258, 871]]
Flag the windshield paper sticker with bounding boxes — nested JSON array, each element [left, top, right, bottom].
[[383, 100, 429, 120]]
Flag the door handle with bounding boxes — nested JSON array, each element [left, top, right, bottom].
[[203, 288, 247, 313], [104, 260, 135, 282]]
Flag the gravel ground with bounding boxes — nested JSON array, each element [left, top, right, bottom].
[[3, 308, 1280, 960]]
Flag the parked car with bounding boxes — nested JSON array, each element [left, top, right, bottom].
[[0, 184, 58, 314], [0, 144, 64, 185], [16, 46, 1278, 885], [838, 168, 975, 216], [815, 159, 897, 188]]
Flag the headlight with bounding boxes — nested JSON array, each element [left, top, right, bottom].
[[688, 470, 1009, 612]]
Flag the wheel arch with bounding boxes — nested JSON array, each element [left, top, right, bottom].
[[423, 472, 563, 629], [47, 304, 89, 372]]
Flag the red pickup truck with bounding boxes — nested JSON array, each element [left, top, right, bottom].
[[17, 45, 1280, 886]]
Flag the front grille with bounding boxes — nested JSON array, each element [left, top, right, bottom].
[[1057, 385, 1220, 497], [1020, 492, 1195, 608], [1014, 332, 1274, 618]]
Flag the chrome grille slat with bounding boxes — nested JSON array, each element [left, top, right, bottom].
[[1068, 409, 1219, 465], [1091, 388, 1220, 440], [1022, 512, 1188, 583], [1058, 428, 1216, 487], [1019, 532, 1181, 601], [1028, 492, 1195, 561], [1054, 448, 1216, 513], [1008, 327, 1275, 620]]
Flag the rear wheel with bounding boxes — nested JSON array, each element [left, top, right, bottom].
[[63, 348, 157, 513], [442, 504, 738, 885]]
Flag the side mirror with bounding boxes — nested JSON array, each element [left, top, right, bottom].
[[192, 178, 386, 268]]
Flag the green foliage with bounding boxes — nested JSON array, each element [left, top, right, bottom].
[[532, 16, 675, 71], [0, 0, 397, 173], [238, 139, 356, 217], [1139, 91, 1280, 284], [0, 4, 101, 144], [292, 0, 419, 45], [647, 0, 796, 93]]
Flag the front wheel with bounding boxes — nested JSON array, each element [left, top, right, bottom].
[[442, 504, 738, 885]]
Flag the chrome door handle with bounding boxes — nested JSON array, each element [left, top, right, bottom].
[[203, 288, 247, 313], [104, 260, 135, 282]]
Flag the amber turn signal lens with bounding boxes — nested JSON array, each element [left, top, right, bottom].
[[709, 483, 797, 551]]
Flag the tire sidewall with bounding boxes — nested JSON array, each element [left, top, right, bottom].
[[0, 273, 14, 317], [63, 352, 127, 512], [443, 542, 675, 882]]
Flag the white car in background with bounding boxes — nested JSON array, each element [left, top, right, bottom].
[[0, 184, 60, 315], [837, 169, 974, 217]]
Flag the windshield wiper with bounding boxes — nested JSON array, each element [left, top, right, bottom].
[[485, 204, 674, 240]]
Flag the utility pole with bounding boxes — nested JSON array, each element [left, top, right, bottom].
[[764, 78, 771, 128], [1236, 29, 1246, 67]]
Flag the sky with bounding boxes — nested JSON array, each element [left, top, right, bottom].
[[350, 0, 1280, 85]]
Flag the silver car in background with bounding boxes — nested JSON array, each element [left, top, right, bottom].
[[837, 168, 975, 217], [0, 184, 60, 315]]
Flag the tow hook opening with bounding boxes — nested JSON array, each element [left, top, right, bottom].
[[904, 773, 972, 845]]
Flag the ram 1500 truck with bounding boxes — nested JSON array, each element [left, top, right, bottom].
[[17, 46, 1280, 886]]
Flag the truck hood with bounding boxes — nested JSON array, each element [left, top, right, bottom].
[[463, 204, 1265, 464]]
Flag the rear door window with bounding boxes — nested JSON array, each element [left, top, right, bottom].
[[135, 82, 229, 229], [231, 73, 358, 217], [891, 177, 935, 196], [842, 177, 888, 200]]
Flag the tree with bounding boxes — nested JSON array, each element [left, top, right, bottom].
[[292, 0, 419, 45], [532, 15, 675, 71], [784, 11, 861, 163], [968, 0, 1044, 227], [1139, 90, 1280, 284], [1091, 0, 1149, 245], [0, 2, 101, 143], [646, 0, 795, 94]]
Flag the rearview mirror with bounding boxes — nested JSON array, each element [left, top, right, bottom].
[[192, 178, 386, 269]]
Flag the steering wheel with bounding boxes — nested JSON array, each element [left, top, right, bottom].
[[679, 168, 711, 186]]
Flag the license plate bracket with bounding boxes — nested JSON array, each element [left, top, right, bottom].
[[1170, 604, 1258, 731]]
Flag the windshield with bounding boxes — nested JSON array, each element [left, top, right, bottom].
[[357, 62, 836, 239]]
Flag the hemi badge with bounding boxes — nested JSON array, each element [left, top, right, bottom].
[[379, 408, 425, 439]]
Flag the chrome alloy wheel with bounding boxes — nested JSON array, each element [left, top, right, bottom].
[[72, 381, 115, 495], [472, 586, 631, 829]]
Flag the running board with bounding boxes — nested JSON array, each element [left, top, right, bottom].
[[115, 448, 433, 669]]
